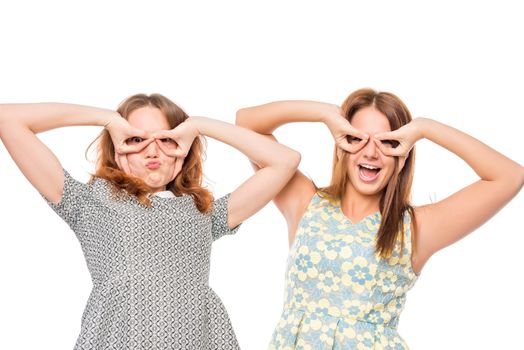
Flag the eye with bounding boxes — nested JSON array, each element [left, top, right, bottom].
[[380, 139, 400, 148], [126, 136, 144, 144], [347, 136, 362, 144], [158, 138, 177, 149]]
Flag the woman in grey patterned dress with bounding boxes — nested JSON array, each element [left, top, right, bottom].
[[0, 94, 300, 350]]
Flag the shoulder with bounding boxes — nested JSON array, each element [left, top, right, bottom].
[[311, 191, 337, 209]]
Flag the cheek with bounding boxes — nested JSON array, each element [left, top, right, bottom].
[[163, 157, 177, 169], [125, 155, 142, 172], [381, 158, 397, 180]]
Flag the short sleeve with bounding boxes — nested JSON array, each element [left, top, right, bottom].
[[42, 169, 89, 231], [211, 193, 241, 241]]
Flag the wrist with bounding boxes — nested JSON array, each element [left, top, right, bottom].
[[412, 117, 432, 139], [319, 103, 341, 124], [183, 117, 204, 137], [102, 112, 123, 130]]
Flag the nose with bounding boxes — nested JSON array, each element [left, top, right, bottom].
[[144, 140, 160, 158], [362, 137, 379, 159]]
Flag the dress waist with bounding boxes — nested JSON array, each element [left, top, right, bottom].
[[92, 270, 209, 290], [285, 305, 399, 330]]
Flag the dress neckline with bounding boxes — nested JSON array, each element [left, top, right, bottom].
[[154, 190, 176, 198], [333, 198, 381, 226]]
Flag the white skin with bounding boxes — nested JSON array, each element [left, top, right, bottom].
[[342, 107, 398, 216], [236, 100, 524, 274], [116, 106, 184, 192], [0, 101, 300, 230]]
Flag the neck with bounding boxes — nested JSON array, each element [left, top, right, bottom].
[[340, 184, 381, 222]]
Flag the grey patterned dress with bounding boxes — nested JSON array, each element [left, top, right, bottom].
[[45, 170, 241, 350]]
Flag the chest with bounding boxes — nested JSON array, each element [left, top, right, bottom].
[[76, 195, 213, 258]]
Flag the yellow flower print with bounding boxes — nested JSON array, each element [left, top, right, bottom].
[[316, 271, 341, 293], [331, 209, 345, 223], [319, 322, 337, 347], [306, 220, 325, 234], [335, 317, 357, 341], [292, 246, 321, 281], [305, 298, 342, 319], [386, 296, 405, 314], [378, 333, 406, 349], [290, 287, 310, 309], [295, 339, 314, 350], [363, 219, 378, 231], [368, 304, 392, 324], [355, 230, 374, 248], [376, 270, 398, 293], [356, 331, 375, 350], [316, 234, 352, 260], [341, 256, 377, 293], [341, 299, 368, 319]]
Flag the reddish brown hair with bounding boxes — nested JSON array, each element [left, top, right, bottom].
[[320, 88, 416, 258], [87, 94, 213, 213]]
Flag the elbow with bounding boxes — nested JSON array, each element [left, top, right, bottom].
[[290, 150, 301, 169], [0, 107, 5, 125], [519, 165, 524, 191], [281, 149, 301, 172], [235, 108, 249, 127], [0, 111, 6, 138], [505, 164, 524, 196]]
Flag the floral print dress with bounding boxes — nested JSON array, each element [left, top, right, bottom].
[[269, 193, 418, 350]]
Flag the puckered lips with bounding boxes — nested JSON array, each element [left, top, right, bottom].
[[358, 163, 382, 183], [146, 161, 161, 170]]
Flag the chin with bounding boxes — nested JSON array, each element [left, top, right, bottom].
[[356, 186, 384, 196], [350, 176, 388, 196]]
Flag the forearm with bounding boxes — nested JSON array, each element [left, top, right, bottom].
[[418, 118, 524, 186], [0, 103, 119, 134], [236, 100, 339, 134], [190, 116, 300, 168]]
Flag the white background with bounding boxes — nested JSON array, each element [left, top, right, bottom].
[[1, 1, 523, 349]]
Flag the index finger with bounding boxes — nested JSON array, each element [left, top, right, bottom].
[[373, 139, 406, 157], [117, 137, 155, 154]]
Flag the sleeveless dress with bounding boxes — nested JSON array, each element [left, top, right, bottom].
[[269, 193, 418, 350], [44, 170, 241, 350]]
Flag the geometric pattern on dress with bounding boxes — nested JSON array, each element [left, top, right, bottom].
[[44, 170, 241, 350]]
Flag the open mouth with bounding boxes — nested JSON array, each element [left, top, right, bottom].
[[358, 163, 381, 182]]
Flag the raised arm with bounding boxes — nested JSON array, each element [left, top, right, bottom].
[[154, 116, 301, 229], [236, 101, 368, 243], [375, 117, 524, 273], [0, 103, 146, 203]]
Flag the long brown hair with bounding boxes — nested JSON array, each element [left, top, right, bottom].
[[87, 93, 213, 213], [320, 88, 416, 258]]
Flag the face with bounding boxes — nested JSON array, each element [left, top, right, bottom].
[[123, 106, 183, 192], [345, 106, 398, 196]]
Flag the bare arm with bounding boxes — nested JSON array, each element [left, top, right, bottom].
[[153, 116, 301, 229], [0, 103, 137, 203], [236, 101, 368, 243], [375, 118, 524, 273]]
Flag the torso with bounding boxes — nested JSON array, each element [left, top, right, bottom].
[[270, 193, 418, 349]]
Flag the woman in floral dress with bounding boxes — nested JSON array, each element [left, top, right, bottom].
[[236, 88, 523, 349]]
